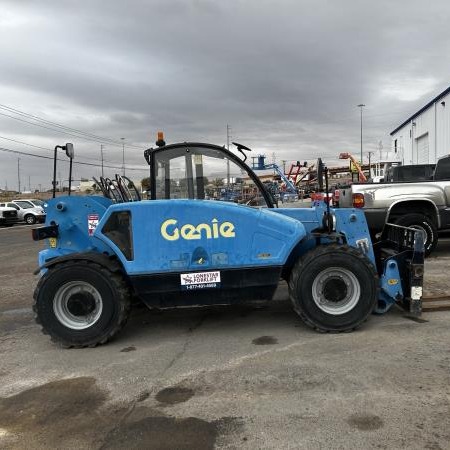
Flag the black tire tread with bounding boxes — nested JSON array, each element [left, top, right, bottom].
[[288, 244, 379, 333], [33, 260, 131, 348], [393, 213, 437, 256], [25, 214, 36, 225]]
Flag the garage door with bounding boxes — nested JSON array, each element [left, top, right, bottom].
[[416, 133, 429, 164]]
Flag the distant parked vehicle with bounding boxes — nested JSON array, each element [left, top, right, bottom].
[[0, 200, 46, 224], [0, 205, 19, 227], [25, 199, 46, 208]]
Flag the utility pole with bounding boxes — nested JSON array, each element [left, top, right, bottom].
[[17, 158, 21, 193], [28, 175, 31, 192], [367, 151, 374, 178], [378, 140, 383, 161], [226, 125, 231, 187], [121, 137, 125, 176], [357, 104, 365, 165], [100, 144, 105, 178]]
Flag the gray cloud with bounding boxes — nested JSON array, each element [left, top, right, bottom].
[[1, 0, 449, 190]]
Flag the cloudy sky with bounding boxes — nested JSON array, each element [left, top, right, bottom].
[[0, 0, 449, 191]]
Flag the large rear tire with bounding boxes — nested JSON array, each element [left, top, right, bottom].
[[33, 260, 131, 348], [393, 213, 437, 256], [289, 245, 379, 332]]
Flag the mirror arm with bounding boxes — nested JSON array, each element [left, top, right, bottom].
[[52, 143, 74, 198]]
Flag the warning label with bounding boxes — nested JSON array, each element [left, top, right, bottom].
[[88, 214, 99, 236]]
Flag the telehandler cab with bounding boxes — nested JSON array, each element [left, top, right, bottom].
[[32, 136, 424, 347]]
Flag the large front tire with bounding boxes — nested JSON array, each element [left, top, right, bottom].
[[289, 245, 379, 332], [33, 261, 131, 348]]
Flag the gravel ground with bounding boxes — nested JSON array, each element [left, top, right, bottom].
[[1, 225, 450, 449]]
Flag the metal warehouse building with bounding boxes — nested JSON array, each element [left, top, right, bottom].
[[390, 86, 450, 165]]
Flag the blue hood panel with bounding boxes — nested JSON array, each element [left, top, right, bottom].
[[96, 200, 307, 274]]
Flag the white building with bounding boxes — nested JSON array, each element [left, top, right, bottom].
[[390, 86, 450, 165]]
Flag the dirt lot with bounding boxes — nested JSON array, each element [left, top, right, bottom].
[[1, 225, 450, 449]]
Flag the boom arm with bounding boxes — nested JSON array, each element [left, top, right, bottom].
[[259, 163, 298, 193], [339, 152, 367, 182]]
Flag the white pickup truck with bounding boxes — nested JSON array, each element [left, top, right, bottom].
[[0, 199, 46, 225], [337, 154, 450, 255], [0, 205, 19, 227]]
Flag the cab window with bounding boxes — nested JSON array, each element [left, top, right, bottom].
[[153, 146, 268, 207], [102, 211, 133, 260]]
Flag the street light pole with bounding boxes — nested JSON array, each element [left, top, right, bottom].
[[357, 104, 365, 165], [121, 137, 125, 176]]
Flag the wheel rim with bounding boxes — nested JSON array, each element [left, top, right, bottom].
[[26, 216, 34, 224], [312, 267, 360, 315], [53, 281, 103, 330]]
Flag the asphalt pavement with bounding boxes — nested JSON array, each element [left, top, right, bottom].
[[1, 226, 450, 449]]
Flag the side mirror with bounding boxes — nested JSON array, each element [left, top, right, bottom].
[[65, 143, 74, 159]]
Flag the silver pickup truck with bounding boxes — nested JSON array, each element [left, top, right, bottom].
[[337, 154, 450, 255]]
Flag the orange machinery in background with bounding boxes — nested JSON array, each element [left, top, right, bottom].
[[338, 152, 367, 182]]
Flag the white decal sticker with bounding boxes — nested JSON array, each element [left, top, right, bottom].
[[88, 214, 99, 236], [180, 271, 221, 290], [411, 286, 423, 300]]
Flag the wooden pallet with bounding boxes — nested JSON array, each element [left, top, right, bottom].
[[422, 295, 450, 312]]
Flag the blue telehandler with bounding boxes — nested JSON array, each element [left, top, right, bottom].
[[32, 137, 424, 347]]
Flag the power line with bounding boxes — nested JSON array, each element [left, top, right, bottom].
[[0, 146, 149, 171], [0, 103, 145, 148], [0, 111, 116, 147], [0, 135, 127, 164], [0, 104, 145, 149]]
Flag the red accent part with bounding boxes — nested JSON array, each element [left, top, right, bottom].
[[352, 193, 365, 208]]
